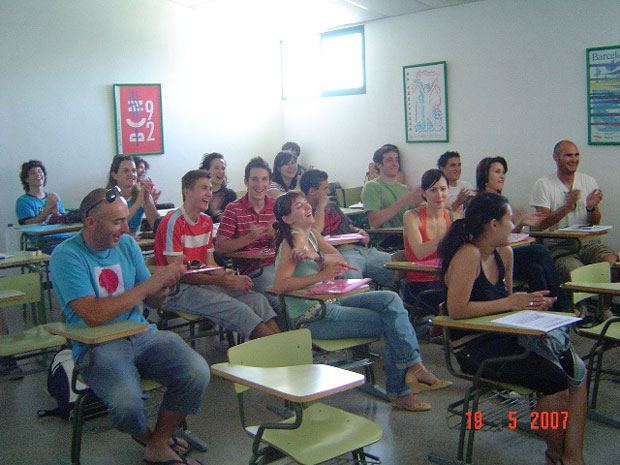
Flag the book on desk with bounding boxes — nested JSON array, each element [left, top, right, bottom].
[[304, 278, 371, 295]]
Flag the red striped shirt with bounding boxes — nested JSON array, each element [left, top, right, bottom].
[[217, 194, 275, 274]]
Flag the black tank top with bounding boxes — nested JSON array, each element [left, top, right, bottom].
[[470, 249, 508, 302], [449, 249, 508, 340]]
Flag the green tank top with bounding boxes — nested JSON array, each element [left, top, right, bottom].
[[275, 231, 322, 319]]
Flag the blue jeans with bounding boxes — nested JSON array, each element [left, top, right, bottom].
[[80, 330, 210, 436], [250, 263, 282, 313], [340, 246, 394, 287], [305, 290, 421, 397]]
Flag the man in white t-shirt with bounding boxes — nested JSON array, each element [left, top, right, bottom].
[[437, 151, 471, 214], [529, 140, 616, 285]]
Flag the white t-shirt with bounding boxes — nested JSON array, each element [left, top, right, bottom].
[[447, 180, 472, 214], [529, 172, 599, 231]]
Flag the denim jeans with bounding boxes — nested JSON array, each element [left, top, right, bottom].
[[250, 263, 282, 313], [80, 330, 210, 436], [305, 290, 420, 397], [340, 246, 394, 287]]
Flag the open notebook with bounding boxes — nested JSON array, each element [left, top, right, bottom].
[[303, 278, 372, 295]]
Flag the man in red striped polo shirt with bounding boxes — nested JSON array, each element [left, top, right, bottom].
[[215, 158, 278, 303], [155, 169, 279, 339]]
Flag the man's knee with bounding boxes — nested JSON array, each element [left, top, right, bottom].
[[105, 382, 146, 434]]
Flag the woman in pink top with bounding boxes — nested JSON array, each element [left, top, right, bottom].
[[403, 169, 460, 316]]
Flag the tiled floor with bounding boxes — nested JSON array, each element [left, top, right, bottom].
[[1, 299, 619, 465]]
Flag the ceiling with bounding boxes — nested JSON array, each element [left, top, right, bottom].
[[166, 0, 484, 35]]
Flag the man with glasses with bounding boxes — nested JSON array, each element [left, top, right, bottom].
[[50, 188, 210, 465], [154, 170, 279, 339]]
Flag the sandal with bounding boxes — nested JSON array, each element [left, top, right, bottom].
[[133, 433, 193, 457], [405, 365, 453, 394], [389, 396, 431, 412]]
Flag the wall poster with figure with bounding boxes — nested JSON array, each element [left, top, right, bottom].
[[587, 45, 620, 145], [113, 83, 164, 155], [403, 61, 448, 143]]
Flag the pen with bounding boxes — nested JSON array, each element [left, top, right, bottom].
[[341, 264, 359, 271]]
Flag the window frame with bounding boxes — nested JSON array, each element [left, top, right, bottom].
[[280, 25, 366, 100]]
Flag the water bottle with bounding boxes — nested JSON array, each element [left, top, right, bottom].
[[4, 223, 19, 252]]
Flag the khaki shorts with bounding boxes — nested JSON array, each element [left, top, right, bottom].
[[550, 238, 615, 282]]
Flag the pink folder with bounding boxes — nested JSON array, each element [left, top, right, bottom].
[[325, 233, 365, 243], [303, 278, 372, 295]]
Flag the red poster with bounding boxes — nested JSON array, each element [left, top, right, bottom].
[[113, 84, 164, 155]]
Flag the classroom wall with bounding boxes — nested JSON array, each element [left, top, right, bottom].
[[0, 0, 282, 232], [1, 0, 619, 247], [282, 0, 620, 247]]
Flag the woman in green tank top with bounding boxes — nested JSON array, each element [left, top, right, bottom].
[[272, 191, 452, 411]]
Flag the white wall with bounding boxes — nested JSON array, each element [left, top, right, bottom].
[[283, 0, 620, 247], [1, 0, 619, 247], [0, 0, 282, 232]]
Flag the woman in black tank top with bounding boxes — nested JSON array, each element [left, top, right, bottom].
[[438, 193, 587, 465]]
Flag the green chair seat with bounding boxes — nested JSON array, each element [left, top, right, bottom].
[[579, 320, 620, 342], [245, 402, 382, 465], [0, 325, 66, 357]]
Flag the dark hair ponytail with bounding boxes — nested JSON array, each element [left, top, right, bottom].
[[438, 192, 509, 277], [273, 191, 304, 251]]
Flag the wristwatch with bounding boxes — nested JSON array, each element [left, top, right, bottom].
[[586, 206, 596, 212]]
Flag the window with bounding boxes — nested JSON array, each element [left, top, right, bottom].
[[281, 26, 365, 99]]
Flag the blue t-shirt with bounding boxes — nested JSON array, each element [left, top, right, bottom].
[[16, 193, 67, 223], [50, 231, 152, 360], [127, 197, 145, 235], [16, 193, 72, 244]]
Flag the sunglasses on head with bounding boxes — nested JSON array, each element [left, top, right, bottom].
[[84, 186, 121, 218]]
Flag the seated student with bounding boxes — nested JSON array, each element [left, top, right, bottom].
[[361, 145, 421, 229], [281, 141, 311, 175], [403, 169, 459, 313], [155, 169, 279, 340], [475, 157, 567, 311], [107, 156, 159, 235], [266, 151, 300, 198], [16, 160, 72, 251], [439, 192, 586, 465], [365, 144, 406, 185], [530, 140, 617, 319], [299, 169, 394, 287], [133, 156, 161, 203], [199, 152, 236, 223], [272, 190, 451, 412], [437, 151, 471, 214], [215, 157, 277, 298], [50, 188, 209, 465]]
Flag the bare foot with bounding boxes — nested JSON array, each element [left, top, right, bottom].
[[412, 365, 440, 386]]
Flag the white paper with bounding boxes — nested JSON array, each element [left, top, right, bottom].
[[558, 225, 612, 233], [492, 311, 581, 332]]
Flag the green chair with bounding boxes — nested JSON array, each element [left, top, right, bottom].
[[568, 262, 620, 428], [428, 304, 537, 465], [44, 321, 207, 465], [265, 286, 387, 401], [217, 329, 382, 465], [343, 186, 363, 207], [0, 274, 65, 377]]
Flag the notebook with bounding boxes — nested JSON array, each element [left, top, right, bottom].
[[303, 278, 372, 295], [325, 233, 365, 243], [184, 265, 223, 275]]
